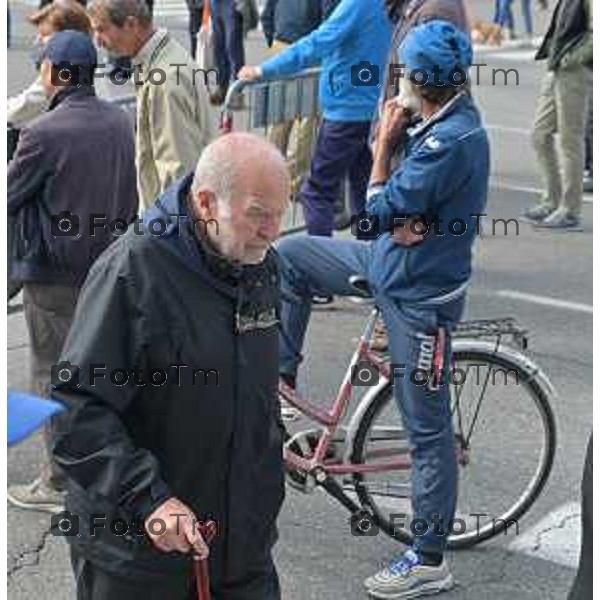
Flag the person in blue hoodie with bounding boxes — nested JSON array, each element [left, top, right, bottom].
[[276, 21, 489, 599], [239, 0, 393, 237]]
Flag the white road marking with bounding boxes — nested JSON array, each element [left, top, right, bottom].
[[476, 49, 538, 62], [473, 37, 543, 55], [496, 291, 593, 314], [509, 502, 581, 568], [490, 180, 593, 204], [332, 490, 582, 569], [153, 0, 189, 19], [487, 125, 530, 135]]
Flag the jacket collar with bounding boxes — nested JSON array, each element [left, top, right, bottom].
[[145, 175, 278, 298], [407, 91, 468, 138], [48, 85, 95, 111], [132, 28, 169, 71]]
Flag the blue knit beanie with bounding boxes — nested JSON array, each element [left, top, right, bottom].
[[399, 20, 473, 87]]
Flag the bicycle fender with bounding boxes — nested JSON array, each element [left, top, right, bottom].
[[451, 339, 558, 403], [342, 340, 557, 466]]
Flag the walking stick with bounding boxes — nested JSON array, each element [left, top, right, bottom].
[[193, 520, 218, 600]]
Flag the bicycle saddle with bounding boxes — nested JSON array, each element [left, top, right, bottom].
[[348, 275, 373, 299]]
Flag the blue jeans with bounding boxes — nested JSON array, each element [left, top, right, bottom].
[[496, 0, 514, 30], [278, 234, 463, 554], [496, 0, 533, 35]]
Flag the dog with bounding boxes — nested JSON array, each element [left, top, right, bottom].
[[471, 21, 504, 46]]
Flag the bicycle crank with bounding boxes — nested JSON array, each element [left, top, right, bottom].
[[455, 433, 470, 466], [314, 468, 362, 515]]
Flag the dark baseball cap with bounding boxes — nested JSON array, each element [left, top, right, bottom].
[[40, 29, 97, 67]]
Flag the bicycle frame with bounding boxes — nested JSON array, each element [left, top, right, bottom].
[[280, 305, 410, 478], [280, 304, 556, 547]]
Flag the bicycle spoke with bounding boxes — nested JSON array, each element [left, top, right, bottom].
[[352, 347, 555, 549], [463, 360, 494, 444], [451, 364, 468, 439]]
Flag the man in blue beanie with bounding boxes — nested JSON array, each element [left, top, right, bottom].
[[275, 20, 489, 598]]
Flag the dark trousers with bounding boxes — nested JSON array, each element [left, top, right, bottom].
[[300, 119, 372, 236], [210, 0, 245, 87], [584, 90, 593, 173], [23, 283, 79, 489], [568, 434, 593, 600], [71, 550, 281, 600], [189, 5, 203, 58]]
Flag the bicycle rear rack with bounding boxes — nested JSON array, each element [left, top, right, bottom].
[[453, 317, 528, 350]]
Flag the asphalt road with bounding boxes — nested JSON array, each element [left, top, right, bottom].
[[7, 2, 592, 599]]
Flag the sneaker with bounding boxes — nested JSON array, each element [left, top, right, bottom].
[[7, 477, 65, 514], [365, 549, 454, 599], [280, 396, 301, 422], [534, 208, 583, 231], [522, 203, 555, 224], [312, 294, 334, 306]]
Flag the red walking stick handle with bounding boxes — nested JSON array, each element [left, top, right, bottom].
[[193, 520, 218, 600]]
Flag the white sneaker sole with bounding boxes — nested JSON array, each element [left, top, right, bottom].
[[533, 223, 583, 232], [280, 402, 302, 422], [280, 409, 301, 422], [521, 215, 548, 225], [367, 573, 454, 599], [7, 492, 64, 514]]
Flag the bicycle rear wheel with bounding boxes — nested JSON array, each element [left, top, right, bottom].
[[351, 345, 556, 549]]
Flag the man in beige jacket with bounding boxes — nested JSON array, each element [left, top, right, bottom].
[[89, 0, 212, 211]]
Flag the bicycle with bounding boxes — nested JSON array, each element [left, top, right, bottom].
[[279, 275, 557, 550]]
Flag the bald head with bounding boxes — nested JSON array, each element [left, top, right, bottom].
[[190, 133, 291, 264], [191, 132, 290, 209]]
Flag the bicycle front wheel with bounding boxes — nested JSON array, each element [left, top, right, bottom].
[[351, 344, 556, 549]]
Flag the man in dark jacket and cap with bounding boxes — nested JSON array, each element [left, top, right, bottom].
[[7, 30, 137, 514], [50, 132, 290, 599]]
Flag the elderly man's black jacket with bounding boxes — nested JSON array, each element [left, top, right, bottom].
[[51, 175, 285, 589]]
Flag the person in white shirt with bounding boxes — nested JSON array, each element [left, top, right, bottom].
[[8, 1, 92, 127]]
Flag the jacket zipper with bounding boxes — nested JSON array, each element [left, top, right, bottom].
[[224, 285, 244, 581]]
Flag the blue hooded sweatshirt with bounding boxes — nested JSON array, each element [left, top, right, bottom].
[[365, 93, 490, 304], [260, 0, 392, 122]]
